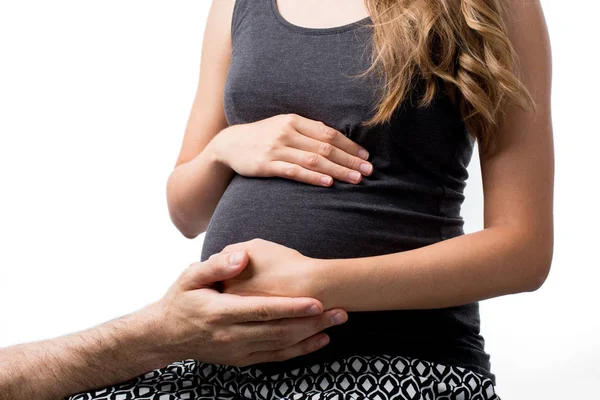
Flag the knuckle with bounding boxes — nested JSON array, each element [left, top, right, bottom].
[[208, 306, 233, 323], [176, 269, 193, 289], [180, 261, 198, 278], [219, 308, 236, 322], [256, 155, 271, 173], [305, 153, 320, 167], [205, 312, 224, 326], [269, 350, 287, 362], [272, 328, 293, 346], [253, 305, 273, 320], [282, 113, 297, 128], [275, 337, 293, 349], [317, 142, 334, 157], [344, 155, 360, 170], [264, 139, 278, 155], [213, 330, 235, 345], [320, 124, 337, 142], [180, 261, 198, 279], [283, 165, 298, 178], [276, 128, 289, 142]]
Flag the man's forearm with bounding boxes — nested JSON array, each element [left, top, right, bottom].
[[0, 303, 172, 400]]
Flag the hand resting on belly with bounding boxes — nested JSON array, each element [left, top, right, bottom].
[[216, 238, 320, 300], [212, 113, 373, 186]]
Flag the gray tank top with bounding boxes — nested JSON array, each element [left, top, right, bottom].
[[200, 0, 495, 384]]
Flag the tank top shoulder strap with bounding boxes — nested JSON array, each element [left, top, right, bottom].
[[230, 0, 273, 42]]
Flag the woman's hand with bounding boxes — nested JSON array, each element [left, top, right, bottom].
[[211, 113, 373, 186], [150, 246, 346, 367], [215, 238, 321, 300]]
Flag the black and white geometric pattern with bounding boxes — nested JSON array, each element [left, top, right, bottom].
[[64, 354, 501, 400]]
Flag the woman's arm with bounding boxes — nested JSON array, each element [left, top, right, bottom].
[[166, 0, 236, 239], [312, 0, 554, 311], [219, 1, 553, 313]]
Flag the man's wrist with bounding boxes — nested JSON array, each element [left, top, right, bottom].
[[128, 301, 177, 369]]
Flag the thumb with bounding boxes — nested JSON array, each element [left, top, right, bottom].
[[179, 251, 248, 291]]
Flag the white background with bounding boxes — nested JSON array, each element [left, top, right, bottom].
[[0, 1, 598, 398]]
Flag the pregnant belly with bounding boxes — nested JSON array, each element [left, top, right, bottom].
[[199, 174, 489, 378], [200, 173, 460, 262]]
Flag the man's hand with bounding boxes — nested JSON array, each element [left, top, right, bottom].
[[143, 247, 347, 367], [0, 250, 347, 400]]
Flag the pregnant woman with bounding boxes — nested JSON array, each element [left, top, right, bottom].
[[67, 0, 553, 399]]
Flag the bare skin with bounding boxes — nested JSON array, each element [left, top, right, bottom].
[[275, 0, 370, 29], [0, 251, 348, 400]]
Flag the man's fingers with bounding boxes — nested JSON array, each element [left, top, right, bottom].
[[178, 251, 248, 291], [237, 308, 348, 347], [219, 294, 325, 323], [245, 333, 331, 365]]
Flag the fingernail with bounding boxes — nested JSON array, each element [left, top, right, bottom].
[[358, 148, 369, 160], [359, 163, 372, 174], [229, 251, 244, 266], [320, 176, 332, 186], [348, 171, 361, 182], [305, 304, 321, 315], [331, 312, 346, 325]]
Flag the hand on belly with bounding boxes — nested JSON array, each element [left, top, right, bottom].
[[215, 238, 318, 300]]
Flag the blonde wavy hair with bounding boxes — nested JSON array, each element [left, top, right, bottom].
[[358, 0, 536, 156]]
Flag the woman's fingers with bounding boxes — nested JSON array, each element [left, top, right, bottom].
[[267, 160, 334, 187], [277, 114, 372, 184], [287, 132, 373, 179], [288, 114, 369, 161], [274, 146, 371, 185]]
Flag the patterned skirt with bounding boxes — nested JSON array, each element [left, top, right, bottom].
[[64, 354, 501, 400]]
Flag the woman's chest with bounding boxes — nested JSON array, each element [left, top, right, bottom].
[[223, 25, 470, 179], [223, 26, 379, 136]]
